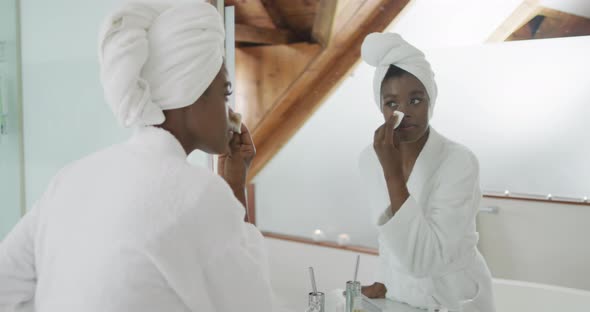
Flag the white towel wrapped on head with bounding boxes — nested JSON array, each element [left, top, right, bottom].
[[361, 32, 437, 118], [98, 0, 225, 127]]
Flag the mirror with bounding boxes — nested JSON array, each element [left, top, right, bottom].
[[253, 0, 590, 292], [255, 35, 590, 245]]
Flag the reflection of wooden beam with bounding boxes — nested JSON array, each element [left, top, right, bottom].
[[247, 0, 411, 181], [235, 24, 299, 45], [487, 0, 540, 42], [311, 0, 339, 46], [235, 43, 322, 130]]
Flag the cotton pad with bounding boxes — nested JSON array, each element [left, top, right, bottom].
[[393, 111, 404, 129], [228, 111, 242, 134]]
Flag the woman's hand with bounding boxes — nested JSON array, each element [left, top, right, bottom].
[[373, 114, 403, 180], [217, 123, 256, 188], [361, 282, 387, 299]]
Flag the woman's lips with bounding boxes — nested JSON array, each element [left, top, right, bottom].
[[398, 123, 417, 131]]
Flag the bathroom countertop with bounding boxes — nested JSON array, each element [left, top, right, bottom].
[[321, 289, 425, 312], [361, 298, 426, 312]]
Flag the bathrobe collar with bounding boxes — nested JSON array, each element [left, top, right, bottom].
[[406, 127, 445, 200], [129, 126, 188, 160]]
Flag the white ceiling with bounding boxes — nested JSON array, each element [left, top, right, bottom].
[[385, 0, 590, 49], [541, 0, 590, 18]]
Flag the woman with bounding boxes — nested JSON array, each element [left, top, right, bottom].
[[0, 1, 273, 311], [358, 32, 495, 312]]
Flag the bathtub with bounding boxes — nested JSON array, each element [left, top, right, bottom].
[[492, 278, 590, 312]]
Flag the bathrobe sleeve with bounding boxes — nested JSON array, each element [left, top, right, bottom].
[[359, 146, 391, 226], [146, 175, 274, 312], [377, 150, 481, 278], [200, 178, 274, 312], [0, 204, 38, 312], [0, 167, 67, 312], [359, 146, 392, 285]]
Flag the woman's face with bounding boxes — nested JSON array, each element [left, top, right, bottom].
[[184, 64, 233, 154], [381, 73, 430, 144]]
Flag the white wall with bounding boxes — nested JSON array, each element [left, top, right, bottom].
[[478, 197, 590, 291], [0, 0, 23, 239], [427, 36, 590, 199], [19, 0, 212, 209], [19, 0, 128, 208]]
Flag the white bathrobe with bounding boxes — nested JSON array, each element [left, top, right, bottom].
[[0, 126, 273, 312], [359, 128, 495, 312]]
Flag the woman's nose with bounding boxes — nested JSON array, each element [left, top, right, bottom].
[[396, 103, 409, 115]]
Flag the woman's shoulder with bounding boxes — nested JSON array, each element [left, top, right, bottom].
[[434, 129, 480, 172]]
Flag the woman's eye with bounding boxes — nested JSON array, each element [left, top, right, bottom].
[[410, 98, 422, 105], [225, 84, 233, 96], [385, 101, 398, 109]]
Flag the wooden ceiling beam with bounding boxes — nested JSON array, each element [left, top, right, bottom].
[[226, 0, 277, 29], [260, 0, 289, 28], [247, 0, 411, 181], [235, 24, 300, 45], [235, 43, 322, 133], [311, 0, 339, 47], [260, 0, 305, 41], [274, 0, 321, 40]]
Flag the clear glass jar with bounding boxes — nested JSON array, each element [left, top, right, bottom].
[[307, 291, 325, 312], [345, 281, 364, 312]]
